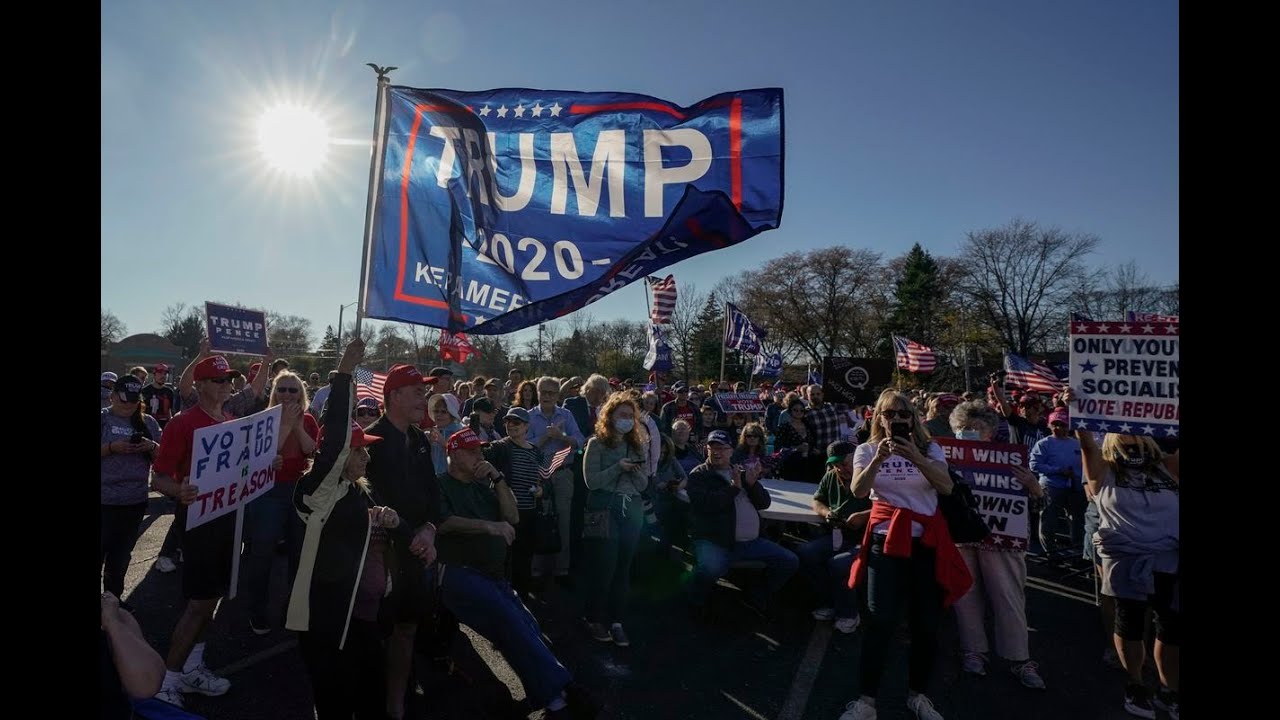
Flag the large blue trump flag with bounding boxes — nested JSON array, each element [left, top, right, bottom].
[[362, 87, 784, 334]]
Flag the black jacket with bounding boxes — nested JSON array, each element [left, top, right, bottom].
[[686, 462, 772, 549], [365, 413, 442, 537], [286, 374, 411, 648]]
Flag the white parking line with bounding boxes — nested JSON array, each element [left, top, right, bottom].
[[776, 621, 832, 720]]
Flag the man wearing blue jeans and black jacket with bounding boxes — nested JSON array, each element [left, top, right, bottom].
[[686, 430, 799, 617]]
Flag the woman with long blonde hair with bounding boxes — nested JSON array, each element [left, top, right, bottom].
[[841, 390, 970, 720], [244, 370, 320, 635], [581, 393, 649, 646]]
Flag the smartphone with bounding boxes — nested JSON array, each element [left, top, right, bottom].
[[130, 431, 144, 444], [890, 422, 912, 440]]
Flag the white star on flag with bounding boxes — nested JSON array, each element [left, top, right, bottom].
[[549, 102, 563, 116], [1165, 324, 1178, 334], [531, 102, 543, 117], [513, 103, 526, 118], [1141, 425, 1155, 435], [1165, 427, 1178, 437], [1097, 324, 1110, 332], [1141, 324, 1155, 333], [479, 105, 491, 117], [1074, 323, 1090, 333], [1098, 421, 1110, 431], [1076, 419, 1090, 429], [496, 105, 509, 118], [1118, 423, 1132, 433], [1119, 324, 1132, 332]]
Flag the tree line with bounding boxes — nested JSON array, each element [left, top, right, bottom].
[[102, 218, 1177, 388]]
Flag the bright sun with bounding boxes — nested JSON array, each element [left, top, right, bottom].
[[256, 104, 331, 176]]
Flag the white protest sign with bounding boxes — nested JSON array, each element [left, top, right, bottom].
[[1068, 320, 1179, 439], [936, 438, 1030, 550], [186, 405, 282, 530]]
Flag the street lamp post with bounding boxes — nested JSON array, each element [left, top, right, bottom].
[[336, 301, 359, 362]]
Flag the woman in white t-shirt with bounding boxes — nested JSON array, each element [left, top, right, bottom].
[[841, 390, 969, 720]]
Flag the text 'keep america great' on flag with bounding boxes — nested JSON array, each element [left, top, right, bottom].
[[892, 335, 938, 374], [1003, 352, 1064, 394], [361, 87, 784, 334]]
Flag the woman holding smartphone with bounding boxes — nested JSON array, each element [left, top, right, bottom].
[[581, 394, 649, 647]]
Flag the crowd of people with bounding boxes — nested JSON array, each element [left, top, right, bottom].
[[100, 345, 1179, 720]]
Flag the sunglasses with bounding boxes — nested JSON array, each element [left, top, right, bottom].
[[355, 409, 380, 417], [275, 387, 301, 394], [746, 435, 763, 440], [879, 409, 913, 419], [207, 377, 233, 385]]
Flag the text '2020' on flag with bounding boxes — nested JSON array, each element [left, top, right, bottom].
[[361, 86, 784, 334]]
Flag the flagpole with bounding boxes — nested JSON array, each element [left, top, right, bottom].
[[354, 64, 395, 341], [643, 278, 653, 323], [719, 303, 728, 386]]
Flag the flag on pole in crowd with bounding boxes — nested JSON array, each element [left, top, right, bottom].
[[724, 303, 766, 354], [1071, 311, 1094, 322], [439, 330, 478, 363], [354, 367, 388, 403], [1003, 352, 1064, 393], [892, 335, 939, 373], [643, 323, 673, 371], [807, 368, 822, 386], [753, 351, 783, 378], [539, 445, 575, 480], [359, 86, 784, 335], [647, 275, 677, 325]]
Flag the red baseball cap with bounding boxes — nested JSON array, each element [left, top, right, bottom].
[[153, 363, 170, 374], [382, 364, 437, 399], [247, 362, 263, 383], [319, 420, 384, 449], [193, 356, 242, 381], [446, 427, 483, 453]]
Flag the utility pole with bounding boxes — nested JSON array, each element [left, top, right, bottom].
[[537, 324, 545, 373]]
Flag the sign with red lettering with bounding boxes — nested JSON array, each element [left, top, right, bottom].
[[1068, 320, 1179, 440], [186, 405, 282, 530], [935, 438, 1030, 550]]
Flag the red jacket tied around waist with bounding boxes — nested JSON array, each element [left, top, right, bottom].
[[847, 500, 973, 608]]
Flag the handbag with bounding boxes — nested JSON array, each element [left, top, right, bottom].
[[582, 489, 616, 541], [938, 470, 990, 544], [534, 485, 562, 554]]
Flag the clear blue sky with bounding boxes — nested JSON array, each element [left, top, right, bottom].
[[102, 0, 1178, 351]]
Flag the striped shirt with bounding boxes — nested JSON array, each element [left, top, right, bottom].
[[508, 444, 546, 510]]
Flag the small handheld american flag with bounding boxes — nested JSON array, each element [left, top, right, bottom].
[[353, 367, 387, 404], [539, 445, 575, 480]]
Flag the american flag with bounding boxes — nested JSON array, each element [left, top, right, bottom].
[[648, 275, 677, 324], [892, 335, 938, 373], [353, 367, 387, 404], [1003, 352, 1064, 393], [439, 330, 477, 363], [539, 445, 575, 480]]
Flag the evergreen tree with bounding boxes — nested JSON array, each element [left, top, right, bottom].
[[692, 292, 723, 382], [317, 325, 339, 358], [889, 244, 944, 345]]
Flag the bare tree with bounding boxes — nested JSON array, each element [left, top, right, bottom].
[[102, 309, 127, 351], [666, 283, 705, 382], [267, 313, 315, 359], [956, 218, 1099, 355]]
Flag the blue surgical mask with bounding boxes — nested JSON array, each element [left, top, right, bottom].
[[614, 418, 634, 434], [955, 430, 982, 441]]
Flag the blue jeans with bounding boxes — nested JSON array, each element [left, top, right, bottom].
[[688, 537, 799, 607], [795, 534, 859, 618], [431, 565, 571, 710], [583, 495, 645, 624], [1039, 483, 1086, 552], [241, 481, 304, 619]]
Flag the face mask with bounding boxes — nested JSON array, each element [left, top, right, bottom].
[[955, 430, 982, 441], [614, 418, 634, 434], [1119, 444, 1147, 468]]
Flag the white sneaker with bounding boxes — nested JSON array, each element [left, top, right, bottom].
[[153, 556, 177, 573], [838, 697, 877, 720], [834, 616, 861, 634], [812, 607, 836, 621], [179, 664, 231, 696], [155, 686, 184, 708], [961, 651, 988, 676], [906, 692, 945, 720]]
